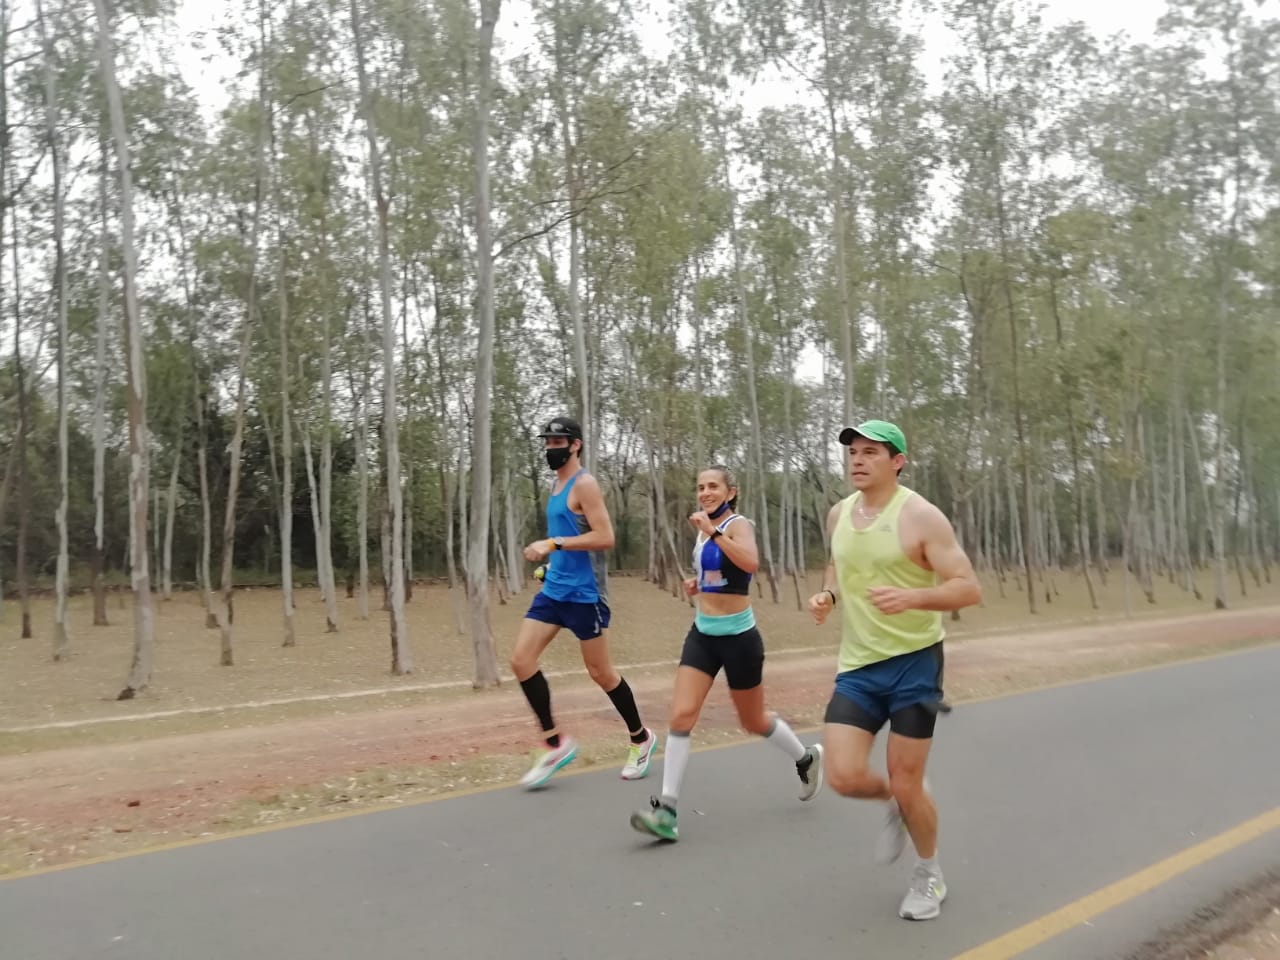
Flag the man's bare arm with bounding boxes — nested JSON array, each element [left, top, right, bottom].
[[911, 504, 981, 612], [563, 474, 615, 551], [808, 502, 842, 624]]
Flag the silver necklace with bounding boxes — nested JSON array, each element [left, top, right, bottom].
[[856, 499, 884, 521]]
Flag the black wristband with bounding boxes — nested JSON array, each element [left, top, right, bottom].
[[710, 529, 722, 540], [823, 588, 837, 606]]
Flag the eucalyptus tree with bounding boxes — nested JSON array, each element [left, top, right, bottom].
[[350, 0, 412, 673], [94, 0, 154, 697]]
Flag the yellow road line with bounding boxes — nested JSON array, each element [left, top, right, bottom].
[[951, 805, 1280, 959], [2, 638, 1276, 884]]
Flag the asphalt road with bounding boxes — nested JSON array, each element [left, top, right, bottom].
[[3, 644, 1278, 960]]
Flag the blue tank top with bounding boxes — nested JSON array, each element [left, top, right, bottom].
[[542, 471, 609, 604], [693, 514, 752, 595]]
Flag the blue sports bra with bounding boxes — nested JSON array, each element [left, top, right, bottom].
[[693, 515, 752, 595]]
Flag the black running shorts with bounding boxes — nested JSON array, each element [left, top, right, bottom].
[[678, 624, 766, 690]]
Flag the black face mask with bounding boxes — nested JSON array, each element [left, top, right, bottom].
[[708, 501, 731, 519], [546, 446, 573, 471]]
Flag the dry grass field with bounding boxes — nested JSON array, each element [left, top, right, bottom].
[[4, 566, 1277, 738]]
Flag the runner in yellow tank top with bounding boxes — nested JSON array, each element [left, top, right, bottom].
[[807, 420, 981, 922]]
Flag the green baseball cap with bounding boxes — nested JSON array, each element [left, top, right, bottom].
[[838, 420, 908, 456]]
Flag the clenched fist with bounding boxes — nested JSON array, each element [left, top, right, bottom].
[[866, 586, 918, 615], [808, 589, 835, 625]]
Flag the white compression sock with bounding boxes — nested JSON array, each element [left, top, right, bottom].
[[660, 730, 691, 806], [765, 716, 807, 762]]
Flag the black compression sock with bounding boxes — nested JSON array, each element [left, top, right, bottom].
[[519, 671, 559, 748], [606, 677, 647, 743]]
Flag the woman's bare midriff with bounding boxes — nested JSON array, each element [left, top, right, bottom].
[[697, 593, 753, 617]]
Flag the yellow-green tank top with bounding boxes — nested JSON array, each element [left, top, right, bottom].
[[831, 485, 943, 672]]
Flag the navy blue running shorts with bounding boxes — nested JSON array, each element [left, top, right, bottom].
[[525, 591, 611, 641], [824, 642, 944, 739]]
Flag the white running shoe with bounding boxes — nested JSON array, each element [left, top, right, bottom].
[[797, 744, 825, 801], [899, 864, 947, 920], [621, 728, 657, 780], [519, 738, 579, 789]]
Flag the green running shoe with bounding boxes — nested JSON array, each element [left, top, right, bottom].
[[630, 796, 678, 841]]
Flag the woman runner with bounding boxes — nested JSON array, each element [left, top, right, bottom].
[[629, 465, 824, 841]]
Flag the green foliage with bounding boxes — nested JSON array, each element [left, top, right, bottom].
[[3, 0, 1278, 601]]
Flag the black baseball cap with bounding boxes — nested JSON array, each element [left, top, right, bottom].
[[538, 416, 583, 441]]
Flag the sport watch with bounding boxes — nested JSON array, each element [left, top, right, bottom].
[[552, 537, 566, 550]]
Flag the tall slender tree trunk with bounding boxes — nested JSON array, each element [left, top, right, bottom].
[[214, 22, 270, 666], [96, 0, 154, 696], [1185, 409, 1217, 603], [301, 418, 327, 606], [313, 175, 341, 626], [277, 352, 296, 646], [447, 451, 466, 633], [379, 501, 392, 611], [718, 124, 779, 603], [1122, 474, 1137, 617], [1174, 393, 1199, 597], [1245, 445, 1265, 586], [692, 259, 706, 470], [354, 334, 371, 620], [551, 2, 591, 464], [777, 323, 803, 610], [458, 420, 470, 582], [162, 440, 181, 600], [429, 271, 463, 631], [463, 0, 503, 688], [319, 310, 338, 629], [1048, 277, 1096, 607], [503, 462, 521, 595], [1210, 279, 1229, 609], [1043, 474, 1059, 602], [1136, 417, 1155, 604], [271, 114, 297, 647], [1092, 445, 1109, 582], [0, 442, 15, 624], [489, 492, 509, 605], [400, 305, 414, 605], [195, 388, 217, 626], [12, 224, 31, 640], [995, 207, 1036, 612], [351, 0, 411, 673], [815, 0, 856, 425], [152, 482, 161, 584], [1007, 467, 1024, 585], [92, 145, 111, 626], [38, 0, 71, 657], [165, 177, 212, 624], [0, 0, 8, 627]]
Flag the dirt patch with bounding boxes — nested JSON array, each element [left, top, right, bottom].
[[0, 592, 1276, 876], [1124, 870, 1280, 960]]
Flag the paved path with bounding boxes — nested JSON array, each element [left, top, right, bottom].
[[3, 645, 1279, 960]]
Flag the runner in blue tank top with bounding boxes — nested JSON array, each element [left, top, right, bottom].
[[629, 464, 824, 841], [510, 416, 656, 789]]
